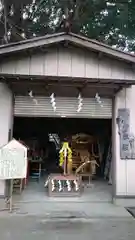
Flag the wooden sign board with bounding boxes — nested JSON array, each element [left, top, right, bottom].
[[48, 174, 81, 197], [0, 139, 27, 180]]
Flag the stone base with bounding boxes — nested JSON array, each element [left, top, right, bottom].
[[113, 197, 135, 207], [0, 199, 6, 210]]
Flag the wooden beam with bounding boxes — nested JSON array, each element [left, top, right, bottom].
[[10, 81, 119, 89]]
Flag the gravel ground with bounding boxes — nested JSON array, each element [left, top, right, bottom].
[[0, 215, 135, 240]]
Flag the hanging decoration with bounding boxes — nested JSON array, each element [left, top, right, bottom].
[[66, 180, 71, 191], [50, 93, 56, 112], [29, 90, 33, 98], [74, 180, 79, 191], [28, 90, 38, 105], [95, 93, 103, 107], [77, 93, 83, 112], [59, 142, 72, 175], [58, 180, 62, 192], [51, 179, 55, 191]]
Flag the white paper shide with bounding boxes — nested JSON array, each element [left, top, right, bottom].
[[0, 139, 27, 179]]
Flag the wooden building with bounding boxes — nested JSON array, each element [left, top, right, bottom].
[[0, 32, 135, 206]]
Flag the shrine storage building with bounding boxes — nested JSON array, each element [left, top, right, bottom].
[[0, 32, 135, 206]]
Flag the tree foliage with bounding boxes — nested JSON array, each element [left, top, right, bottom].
[[0, 0, 135, 51]]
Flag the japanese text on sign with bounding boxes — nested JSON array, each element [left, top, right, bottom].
[[0, 147, 27, 180]]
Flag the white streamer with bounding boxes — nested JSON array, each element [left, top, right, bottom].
[[66, 180, 71, 192], [51, 179, 55, 191], [77, 93, 83, 112], [50, 93, 56, 112], [58, 180, 62, 192], [95, 93, 103, 107], [74, 180, 79, 191]]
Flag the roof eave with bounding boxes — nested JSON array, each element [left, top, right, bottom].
[[0, 33, 66, 55], [66, 34, 135, 64], [0, 32, 134, 64]]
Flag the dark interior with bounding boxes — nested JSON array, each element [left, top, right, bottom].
[[13, 117, 112, 178], [13, 117, 111, 139]]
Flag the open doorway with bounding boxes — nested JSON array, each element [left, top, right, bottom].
[[13, 117, 112, 202]]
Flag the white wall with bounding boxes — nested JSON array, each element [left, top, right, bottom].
[[0, 83, 13, 196], [115, 85, 135, 196]]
